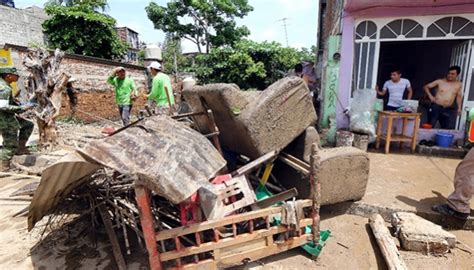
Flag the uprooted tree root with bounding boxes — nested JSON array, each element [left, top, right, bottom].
[[23, 48, 70, 147]]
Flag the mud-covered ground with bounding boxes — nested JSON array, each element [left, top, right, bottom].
[[0, 138, 473, 269]]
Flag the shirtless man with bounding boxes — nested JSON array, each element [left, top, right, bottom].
[[424, 66, 463, 129]]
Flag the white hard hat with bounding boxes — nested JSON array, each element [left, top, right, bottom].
[[147, 61, 162, 71], [68, 77, 77, 83]]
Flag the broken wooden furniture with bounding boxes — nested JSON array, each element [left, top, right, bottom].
[[375, 111, 421, 154], [136, 184, 316, 270]]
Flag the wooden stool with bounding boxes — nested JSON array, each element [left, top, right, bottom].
[[375, 111, 421, 154]]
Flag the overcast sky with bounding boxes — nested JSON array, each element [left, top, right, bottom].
[[15, 0, 318, 53]]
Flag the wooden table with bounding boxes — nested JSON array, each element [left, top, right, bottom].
[[375, 111, 421, 154]]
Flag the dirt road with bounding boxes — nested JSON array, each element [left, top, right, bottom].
[[0, 152, 473, 269]]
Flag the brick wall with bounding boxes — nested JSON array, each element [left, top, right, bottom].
[[8, 46, 150, 123], [0, 5, 48, 47], [59, 56, 149, 122]]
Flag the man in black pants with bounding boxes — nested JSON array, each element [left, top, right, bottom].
[[424, 66, 463, 129]]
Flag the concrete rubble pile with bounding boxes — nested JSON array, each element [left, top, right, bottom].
[[19, 77, 371, 269]]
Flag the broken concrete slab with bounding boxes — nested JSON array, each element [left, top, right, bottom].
[[392, 212, 456, 255], [274, 147, 370, 205], [183, 77, 317, 159], [369, 214, 408, 270]]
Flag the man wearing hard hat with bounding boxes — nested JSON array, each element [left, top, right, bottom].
[[0, 67, 34, 170], [147, 61, 175, 114]]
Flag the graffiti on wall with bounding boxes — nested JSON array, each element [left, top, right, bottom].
[[321, 36, 341, 129]]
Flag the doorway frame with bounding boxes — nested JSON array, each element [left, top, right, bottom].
[[353, 14, 474, 130]]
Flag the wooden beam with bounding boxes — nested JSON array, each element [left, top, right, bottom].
[[97, 204, 127, 270], [369, 214, 408, 270], [278, 155, 310, 175], [135, 186, 163, 270], [233, 150, 279, 177]]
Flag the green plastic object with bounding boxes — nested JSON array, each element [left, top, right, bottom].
[[302, 227, 331, 257], [255, 184, 273, 201], [469, 107, 474, 122]]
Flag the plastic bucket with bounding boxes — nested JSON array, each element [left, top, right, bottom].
[[435, 132, 454, 148]]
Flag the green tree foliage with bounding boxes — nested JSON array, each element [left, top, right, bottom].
[[162, 34, 190, 74], [45, 0, 108, 10], [42, 4, 127, 59], [146, 0, 253, 53], [190, 40, 313, 89]]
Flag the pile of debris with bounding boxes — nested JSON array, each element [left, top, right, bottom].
[[18, 77, 370, 269], [369, 212, 464, 270]]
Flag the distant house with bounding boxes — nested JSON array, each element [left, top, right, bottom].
[[116, 27, 141, 64], [0, 4, 48, 48]]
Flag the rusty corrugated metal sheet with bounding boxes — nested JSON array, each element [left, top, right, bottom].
[[28, 152, 101, 230], [77, 115, 226, 204], [28, 115, 226, 230]]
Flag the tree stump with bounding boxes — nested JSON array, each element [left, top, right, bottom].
[[23, 48, 70, 146]]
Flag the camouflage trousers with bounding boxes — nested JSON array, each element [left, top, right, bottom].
[[0, 113, 34, 161]]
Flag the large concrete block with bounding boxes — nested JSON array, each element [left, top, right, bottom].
[[274, 146, 370, 205], [392, 212, 456, 255], [183, 77, 317, 159]]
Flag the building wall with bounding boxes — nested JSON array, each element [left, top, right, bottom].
[[0, 5, 48, 47], [8, 47, 149, 123]]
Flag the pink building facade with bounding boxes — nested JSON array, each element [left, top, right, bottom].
[[336, 1, 474, 135]]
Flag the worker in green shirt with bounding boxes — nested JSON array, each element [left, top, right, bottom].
[[107, 67, 137, 125], [147, 62, 174, 114]]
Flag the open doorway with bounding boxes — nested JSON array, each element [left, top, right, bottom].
[[376, 40, 468, 129]]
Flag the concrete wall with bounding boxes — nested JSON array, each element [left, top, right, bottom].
[[0, 5, 48, 47]]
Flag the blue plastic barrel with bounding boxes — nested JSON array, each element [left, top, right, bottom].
[[435, 132, 454, 148]]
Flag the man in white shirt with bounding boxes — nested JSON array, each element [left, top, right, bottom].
[[376, 69, 413, 111]]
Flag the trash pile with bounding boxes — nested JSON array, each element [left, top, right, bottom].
[[19, 77, 370, 269]]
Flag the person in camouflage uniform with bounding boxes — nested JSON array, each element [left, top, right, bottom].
[[0, 67, 34, 171]]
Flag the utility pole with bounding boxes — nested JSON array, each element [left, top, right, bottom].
[[278, 17, 290, 47]]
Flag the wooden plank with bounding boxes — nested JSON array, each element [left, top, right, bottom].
[[310, 144, 321, 243], [171, 111, 206, 119], [0, 172, 40, 180], [135, 186, 163, 270], [379, 135, 413, 142], [280, 152, 310, 170], [173, 259, 217, 270], [218, 234, 312, 268], [156, 200, 312, 241], [278, 156, 310, 175], [232, 150, 279, 177], [221, 238, 267, 255], [369, 214, 408, 270], [98, 204, 127, 270], [250, 188, 298, 210], [159, 219, 313, 261]]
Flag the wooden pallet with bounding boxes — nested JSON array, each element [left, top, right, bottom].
[[135, 185, 315, 270]]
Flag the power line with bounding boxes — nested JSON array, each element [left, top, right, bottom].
[[278, 17, 290, 47]]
